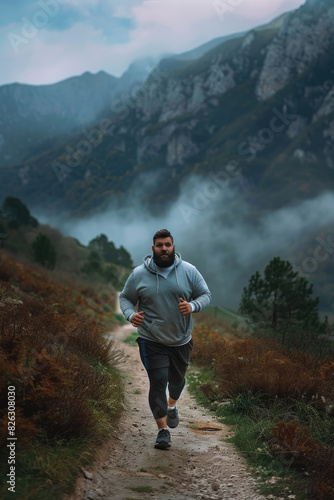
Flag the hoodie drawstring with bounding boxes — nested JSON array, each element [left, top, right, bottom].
[[175, 265, 179, 285], [154, 262, 179, 293]]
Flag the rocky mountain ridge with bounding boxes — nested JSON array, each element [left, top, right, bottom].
[[256, 0, 334, 100], [0, 0, 333, 216], [1, 0, 334, 312], [0, 57, 159, 166]]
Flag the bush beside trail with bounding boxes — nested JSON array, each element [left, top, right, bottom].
[[191, 326, 334, 499], [0, 254, 124, 500]]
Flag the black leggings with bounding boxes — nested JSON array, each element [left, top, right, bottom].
[[147, 366, 186, 420], [137, 338, 193, 420]]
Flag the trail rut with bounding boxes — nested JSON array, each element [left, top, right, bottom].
[[67, 325, 267, 500]]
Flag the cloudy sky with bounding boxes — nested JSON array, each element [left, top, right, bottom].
[[1, 0, 306, 86]]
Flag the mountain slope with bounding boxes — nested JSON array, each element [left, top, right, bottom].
[[0, 71, 118, 166], [1, 0, 333, 217], [0, 57, 161, 168]]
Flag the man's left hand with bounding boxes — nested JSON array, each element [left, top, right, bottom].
[[179, 297, 191, 316]]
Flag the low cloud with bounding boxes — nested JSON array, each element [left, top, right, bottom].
[[35, 174, 334, 310]]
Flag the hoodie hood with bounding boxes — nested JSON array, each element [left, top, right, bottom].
[[143, 252, 182, 293]]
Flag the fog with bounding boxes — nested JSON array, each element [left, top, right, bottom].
[[36, 176, 334, 310]]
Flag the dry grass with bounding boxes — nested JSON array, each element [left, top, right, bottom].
[[191, 325, 334, 499], [0, 254, 125, 498], [0, 251, 118, 329], [0, 280, 122, 444], [192, 326, 334, 401], [271, 421, 334, 499]]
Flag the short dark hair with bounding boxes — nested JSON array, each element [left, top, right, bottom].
[[153, 229, 174, 244]]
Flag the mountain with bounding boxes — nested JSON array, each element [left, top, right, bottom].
[[0, 71, 116, 166], [2, 0, 333, 215], [171, 11, 289, 62], [171, 34, 246, 62], [0, 11, 293, 173], [117, 56, 162, 90], [1, 0, 334, 312], [0, 57, 162, 168]]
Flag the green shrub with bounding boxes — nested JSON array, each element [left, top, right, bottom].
[[31, 233, 57, 269]]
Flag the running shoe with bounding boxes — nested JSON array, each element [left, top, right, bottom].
[[167, 406, 179, 428], [154, 428, 171, 449]]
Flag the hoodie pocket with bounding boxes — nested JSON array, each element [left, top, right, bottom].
[[146, 318, 190, 343], [147, 320, 159, 336], [143, 319, 169, 342]]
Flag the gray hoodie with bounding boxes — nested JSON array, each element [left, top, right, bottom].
[[119, 253, 212, 346]]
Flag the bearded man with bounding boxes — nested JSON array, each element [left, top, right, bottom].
[[119, 228, 212, 449]]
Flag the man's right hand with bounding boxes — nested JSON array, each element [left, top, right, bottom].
[[131, 311, 144, 327]]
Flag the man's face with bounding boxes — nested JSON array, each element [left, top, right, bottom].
[[152, 237, 175, 267]]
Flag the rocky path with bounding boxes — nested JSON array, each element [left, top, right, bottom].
[[67, 325, 267, 500]]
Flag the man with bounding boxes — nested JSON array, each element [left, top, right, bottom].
[[119, 229, 212, 449]]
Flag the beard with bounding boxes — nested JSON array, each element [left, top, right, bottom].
[[153, 248, 175, 268]]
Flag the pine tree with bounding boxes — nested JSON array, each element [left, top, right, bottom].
[[2, 196, 37, 226], [116, 245, 133, 268], [239, 257, 324, 346], [31, 233, 57, 270]]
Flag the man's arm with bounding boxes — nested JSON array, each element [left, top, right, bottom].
[[119, 272, 138, 322], [189, 268, 212, 313]]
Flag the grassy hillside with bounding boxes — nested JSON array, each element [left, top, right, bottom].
[[0, 197, 132, 316], [0, 251, 126, 499], [0, 199, 134, 499], [188, 325, 334, 499]]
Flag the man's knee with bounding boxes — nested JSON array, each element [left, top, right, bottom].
[[147, 367, 169, 419], [148, 367, 169, 391], [169, 376, 185, 389], [168, 364, 188, 388], [168, 378, 185, 400]]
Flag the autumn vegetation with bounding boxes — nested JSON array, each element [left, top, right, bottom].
[[0, 250, 126, 499], [1, 197, 334, 499], [190, 327, 334, 498], [0, 197, 132, 499], [0, 249, 128, 499]]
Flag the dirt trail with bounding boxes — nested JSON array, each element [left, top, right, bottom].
[[67, 325, 266, 500]]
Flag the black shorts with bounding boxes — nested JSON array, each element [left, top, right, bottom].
[[136, 337, 193, 373]]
